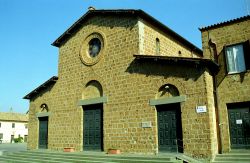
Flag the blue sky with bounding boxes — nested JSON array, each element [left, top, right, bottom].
[[0, 0, 249, 113]]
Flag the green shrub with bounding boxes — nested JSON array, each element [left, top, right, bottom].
[[14, 137, 23, 143]]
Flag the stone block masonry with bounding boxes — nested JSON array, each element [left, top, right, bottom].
[[27, 10, 221, 161]]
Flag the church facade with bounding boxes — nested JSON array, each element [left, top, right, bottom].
[[24, 8, 250, 161]]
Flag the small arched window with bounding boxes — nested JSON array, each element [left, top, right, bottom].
[[156, 38, 160, 54], [40, 103, 49, 112]]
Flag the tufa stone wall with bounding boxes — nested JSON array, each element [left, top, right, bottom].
[[201, 18, 250, 152], [28, 13, 217, 160], [139, 19, 201, 58]]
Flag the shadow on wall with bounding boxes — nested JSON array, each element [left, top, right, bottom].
[[125, 58, 205, 81]]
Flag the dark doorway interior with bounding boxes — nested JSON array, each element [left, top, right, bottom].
[[157, 103, 183, 152], [11, 135, 14, 143], [24, 135, 28, 143], [83, 104, 103, 151], [39, 117, 48, 149]]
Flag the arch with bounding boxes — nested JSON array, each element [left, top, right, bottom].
[[40, 103, 49, 112], [151, 83, 185, 106], [36, 103, 51, 117], [156, 84, 179, 99], [82, 80, 103, 99]]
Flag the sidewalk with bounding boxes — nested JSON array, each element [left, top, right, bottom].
[[0, 143, 27, 154]]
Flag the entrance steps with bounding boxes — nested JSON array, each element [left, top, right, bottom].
[[0, 150, 182, 163], [213, 150, 250, 163]]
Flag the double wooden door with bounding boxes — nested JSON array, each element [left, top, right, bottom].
[[39, 117, 48, 149], [228, 104, 250, 149], [157, 103, 183, 152], [83, 104, 103, 151]]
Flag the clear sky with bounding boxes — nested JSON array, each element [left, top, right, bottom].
[[0, 0, 249, 113]]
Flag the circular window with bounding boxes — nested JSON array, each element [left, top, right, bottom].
[[88, 38, 101, 58], [80, 32, 105, 66]]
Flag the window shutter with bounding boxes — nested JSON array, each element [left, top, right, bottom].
[[215, 46, 227, 86], [243, 40, 250, 70]]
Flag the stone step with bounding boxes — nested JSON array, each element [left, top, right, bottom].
[[1, 151, 178, 163], [216, 154, 250, 158], [213, 161, 250, 163], [3, 154, 173, 163], [0, 156, 65, 163], [18, 150, 174, 161], [213, 150, 250, 163], [214, 157, 250, 161], [14, 151, 174, 161]]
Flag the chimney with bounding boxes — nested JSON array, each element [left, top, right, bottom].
[[88, 6, 96, 11]]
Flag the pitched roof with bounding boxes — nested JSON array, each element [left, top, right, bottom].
[[0, 112, 28, 122], [134, 54, 219, 73], [23, 76, 58, 100], [199, 15, 250, 31], [52, 9, 202, 55]]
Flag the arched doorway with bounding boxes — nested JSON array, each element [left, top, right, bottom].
[[38, 103, 49, 149], [80, 80, 105, 151], [153, 84, 184, 152]]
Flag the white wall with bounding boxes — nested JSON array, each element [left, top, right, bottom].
[[0, 121, 28, 143]]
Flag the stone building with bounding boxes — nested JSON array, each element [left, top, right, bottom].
[[0, 112, 28, 143], [24, 8, 249, 161], [200, 15, 250, 153]]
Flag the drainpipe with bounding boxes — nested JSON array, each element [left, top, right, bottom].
[[208, 38, 223, 154]]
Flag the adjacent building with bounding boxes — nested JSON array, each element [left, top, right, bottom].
[[0, 112, 28, 143], [24, 8, 250, 161], [200, 15, 250, 153]]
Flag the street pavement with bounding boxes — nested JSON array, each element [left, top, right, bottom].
[[0, 143, 27, 154]]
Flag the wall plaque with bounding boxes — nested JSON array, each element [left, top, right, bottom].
[[141, 121, 152, 128], [196, 105, 207, 113], [236, 119, 243, 124]]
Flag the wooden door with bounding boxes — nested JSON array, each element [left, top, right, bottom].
[[83, 104, 103, 151], [157, 103, 183, 152], [228, 104, 250, 149], [39, 117, 48, 149]]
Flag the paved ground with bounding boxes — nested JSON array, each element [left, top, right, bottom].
[[0, 143, 27, 153]]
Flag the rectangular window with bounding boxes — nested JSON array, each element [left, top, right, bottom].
[[225, 44, 246, 74], [12, 123, 15, 128], [0, 122, 1, 128], [25, 124, 28, 129], [0, 133, 3, 139]]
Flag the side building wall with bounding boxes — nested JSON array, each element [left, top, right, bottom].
[[201, 19, 250, 152], [0, 121, 28, 143]]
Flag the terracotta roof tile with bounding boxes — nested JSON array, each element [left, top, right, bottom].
[[0, 112, 28, 122], [199, 15, 250, 31]]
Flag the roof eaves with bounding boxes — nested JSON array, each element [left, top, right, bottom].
[[199, 15, 250, 31], [23, 76, 58, 100], [52, 10, 92, 47], [134, 54, 219, 73]]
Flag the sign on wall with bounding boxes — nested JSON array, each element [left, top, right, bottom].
[[196, 105, 207, 113]]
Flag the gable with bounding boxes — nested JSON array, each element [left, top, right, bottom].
[[52, 9, 202, 56]]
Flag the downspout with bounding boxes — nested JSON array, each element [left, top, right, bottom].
[[208, 38, 223, 154]]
